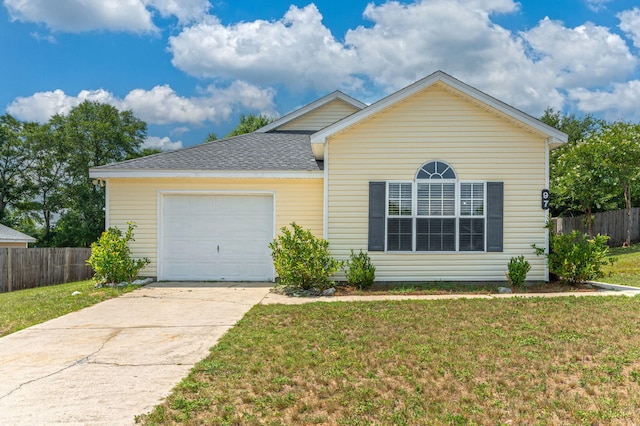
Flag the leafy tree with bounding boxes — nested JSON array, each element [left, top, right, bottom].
[[541, 109, 608, 223], [550, 136, 617, 235], [53, 101, 147, 247], [226, 114, 274, 137], [125, 147, 163, 159], [204, 132, 217, 143], [21, 121, 67, 244], [0, 114, 33, 224], [540, 108, 601, 145], [599, 121, 640, 247]]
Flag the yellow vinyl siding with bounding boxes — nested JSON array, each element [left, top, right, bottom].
[[0, 242, 28, 248], [327, 85, 548, 281], [278, 99, 360, 131], [106, 178, 323, 277]]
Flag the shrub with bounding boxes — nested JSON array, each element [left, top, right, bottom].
[[506, 255, 531, 289], [343, 250, 376, 289], [87, 222, 150, 285], [533, 230, 611, 285], [269, 222, 341, 291]]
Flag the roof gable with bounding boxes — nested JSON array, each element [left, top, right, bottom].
[[310, 71, 568, 149], [0, 224, 36, 243], [258, 91, 366, 133]]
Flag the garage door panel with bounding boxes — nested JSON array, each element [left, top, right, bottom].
[[161, 194, 274, 281]]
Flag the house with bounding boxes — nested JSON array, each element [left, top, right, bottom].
[[89, 71, 567, 282], [0, 224, 36, 248]]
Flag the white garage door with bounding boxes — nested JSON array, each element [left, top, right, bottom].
[[160, 194, 274, 281]]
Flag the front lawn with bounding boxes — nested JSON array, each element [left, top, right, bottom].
[[603, 243, 640, 287], [0, 280, 138, 337], [139, 296, 640, 425]]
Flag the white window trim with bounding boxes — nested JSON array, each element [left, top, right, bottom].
[[385, 180, 487, 253]]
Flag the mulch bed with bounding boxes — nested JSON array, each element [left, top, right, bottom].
[[333, 281, 598, 296]]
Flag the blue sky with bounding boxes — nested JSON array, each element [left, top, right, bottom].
[[2, 0, 640, 149]]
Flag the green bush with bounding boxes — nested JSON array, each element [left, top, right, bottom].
[[533, 230, 611, 285], [506, 255, 531, 289], [269, 222, 341, 291], [343, 249, 376, 289], [87, 222, 150, 285]]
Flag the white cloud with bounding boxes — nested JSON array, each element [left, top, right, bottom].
[[4, 0, 157, 32], [569, 80, 640, 121], [586, 0, 612, 12], [144, 136, 182, 150], [618, 8, 640, 48], [522, 17, 637, 88], [3, 0, 211, 32], [169, 4, 361, 92], [170, 126, 190, 136], [144, 0, 210, 24], [168, 0, 640, 118], [7, 88, 118, 122], [6, 82, 276, 125], [7, 0, 640, 123], [30, 31, 56, 43]]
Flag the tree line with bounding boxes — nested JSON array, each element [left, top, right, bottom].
[[542, 109, 640, 246], [0, 101, 151, 247]]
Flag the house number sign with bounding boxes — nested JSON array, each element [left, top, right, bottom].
[[541, 189, 550, 210]]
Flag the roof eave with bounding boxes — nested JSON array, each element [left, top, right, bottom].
[[89, 169, 324, 179], [1, 238, 36, 243]]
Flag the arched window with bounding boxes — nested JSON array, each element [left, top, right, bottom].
[[416, 160, 456, 180], [385, 161, 486, 252]]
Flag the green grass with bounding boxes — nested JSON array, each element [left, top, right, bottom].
[[602, 243, 640, 287], [138, 296, 640, 425], [0, 280, 138, 337]]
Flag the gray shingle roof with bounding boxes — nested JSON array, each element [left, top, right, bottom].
[[0, 224, 36, 242], [92, 132, 322, 172]]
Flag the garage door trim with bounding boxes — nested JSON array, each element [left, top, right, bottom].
[[157, 190, 276, 281]]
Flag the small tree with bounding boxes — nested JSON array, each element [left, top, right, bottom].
[[87, 222, 150, 285], [269, 222, 341, 291]]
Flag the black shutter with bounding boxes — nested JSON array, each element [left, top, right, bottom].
[[368, 182, 386, 251], [486, 182, 504, 252]]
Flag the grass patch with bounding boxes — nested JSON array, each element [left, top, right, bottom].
[[603, 243, 640, 287], [138, 296, 640, 425], [0, 280, 138, 337]]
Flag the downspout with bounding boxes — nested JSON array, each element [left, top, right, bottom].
[[323, 141, 329, 239], [544, 138, 551, 282]]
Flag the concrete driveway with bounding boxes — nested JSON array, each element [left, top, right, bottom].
[[0, 282, 272, 425]]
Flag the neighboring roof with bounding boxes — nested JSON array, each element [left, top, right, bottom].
[[0, 224, 36, 243], [310, 70, 568, 148], [90, 132, 323, 178], [257, 90, 367, 133]]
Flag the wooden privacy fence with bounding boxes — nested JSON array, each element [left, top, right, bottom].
[[0, 248, 94, 293], [553, 208, 640, 247]]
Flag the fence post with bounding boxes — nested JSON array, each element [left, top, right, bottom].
[[64, 248, 70, 283], [7, 248, 12, 293]]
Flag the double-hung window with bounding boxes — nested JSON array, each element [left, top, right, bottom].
[[386, 161, 486, 252]]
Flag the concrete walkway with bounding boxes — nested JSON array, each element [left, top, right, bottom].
[[0, 282, 272, 426], [260, 282, 640, 304]]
